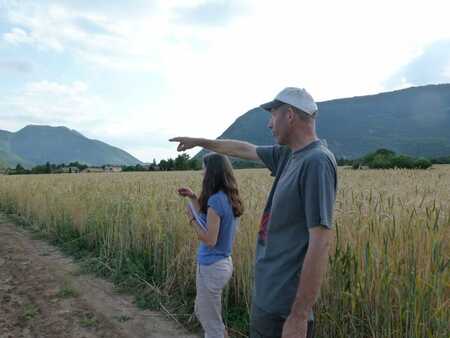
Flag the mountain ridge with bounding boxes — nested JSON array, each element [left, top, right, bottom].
[[0, 125, 142, 168], [197, 83, 450, 159]]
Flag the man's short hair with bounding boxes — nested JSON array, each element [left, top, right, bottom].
[[281, 104, 317, 121]]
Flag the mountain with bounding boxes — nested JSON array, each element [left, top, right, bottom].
[[200, 84, 450, 159], [0, 129, 32, 168], [0, 125, 142, 168]]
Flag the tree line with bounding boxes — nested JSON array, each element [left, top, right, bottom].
[[123, 153, 201, 171], [4, 149, 450, 175], [5, 154, 202, 175], [8, 162, 88, 175], [338, 149, 434, 169]]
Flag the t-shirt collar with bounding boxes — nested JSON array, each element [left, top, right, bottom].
[[292, 139, 322, 156]]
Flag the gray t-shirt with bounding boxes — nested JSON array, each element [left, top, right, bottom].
[[254, 139, 337, 318]]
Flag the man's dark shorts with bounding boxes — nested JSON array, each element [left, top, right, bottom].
[[250, 305, 315, 338]]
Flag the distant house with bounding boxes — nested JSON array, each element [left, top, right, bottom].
[[104, 166, 122, 173], [61, 166, 80, 173], [82, 167, 104, 173]]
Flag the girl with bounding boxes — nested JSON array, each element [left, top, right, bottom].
[[178, 153, 244, 338]]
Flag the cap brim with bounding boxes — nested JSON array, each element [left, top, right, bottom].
[[260, 100, 284, 111]]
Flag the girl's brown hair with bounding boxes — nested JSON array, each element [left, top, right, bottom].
[[198, 153, 244, 217]]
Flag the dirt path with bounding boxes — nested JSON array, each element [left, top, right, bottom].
[[0, 214, 199, 338]]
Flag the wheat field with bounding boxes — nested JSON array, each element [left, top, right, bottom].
[[0, 166, 448, 337]]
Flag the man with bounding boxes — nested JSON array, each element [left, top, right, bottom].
[[170, 87, 337, 338]]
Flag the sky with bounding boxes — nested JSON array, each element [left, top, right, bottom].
[[1, 0, 450, 162]]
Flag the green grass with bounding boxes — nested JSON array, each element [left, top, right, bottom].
[[79, 313, 97, 328], [56, 281, 79, 298], [114, 314, 132, 322], [23, 303, 39, 320]]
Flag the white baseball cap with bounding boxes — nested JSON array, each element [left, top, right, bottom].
[[260, 87, 318, 115]]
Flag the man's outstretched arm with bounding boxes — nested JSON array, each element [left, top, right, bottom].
[[169, 137, 259, 161]]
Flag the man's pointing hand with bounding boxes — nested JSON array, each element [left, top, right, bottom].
[[169, 137, 199, 152]]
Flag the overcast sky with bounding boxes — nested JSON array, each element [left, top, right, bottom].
[[1, 0, 450, 161]]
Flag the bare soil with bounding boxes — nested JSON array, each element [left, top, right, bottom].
[[0, 214, 199, 338]]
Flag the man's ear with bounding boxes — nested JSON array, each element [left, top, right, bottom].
[[286, 106, 296, 123]]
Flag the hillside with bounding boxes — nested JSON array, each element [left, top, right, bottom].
[[199, 84, 450, 159], [0, 125, 142, 168]]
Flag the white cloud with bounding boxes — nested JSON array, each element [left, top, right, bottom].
[[0, 80, 108, 125], [1, 2, 175, 71], [174, 0, 247, 26], [26, 80, 88, 95], [0, 79, 178, 161], [385, 40, 450, 89], [3, 27, 33, 45], [1, 0, 450, 161], [1, 1, 248, 72], [444, 61, 450, 79]]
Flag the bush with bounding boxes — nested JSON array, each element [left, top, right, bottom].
[[391, 155, 415, 169], [358, 149, 433, 170], [369, 154, 391, 169], [414, 158, 432, 169]]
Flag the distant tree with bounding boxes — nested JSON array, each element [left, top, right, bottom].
[[356, 149, 433, 170], [391, 155, 415, 169], [149, 158, 158, 171], [188, 158, 201, 170], [370, 155, 391, 169], [414, 157, 432, 169], [430, 156, 450, 164], [336, 158, 354, 166], [159, 159, 169, 171], [167, 158, 175, 171], [175, 153, 190, 170], [15, 164, 27, 174], [363, 148, 396, 165], [9, 164, 29, 175], [122, 164, 147, 172]]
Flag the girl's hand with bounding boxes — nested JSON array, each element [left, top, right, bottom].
[[178, 187, 195, 198]]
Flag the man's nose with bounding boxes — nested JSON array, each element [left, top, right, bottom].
[[267, 118, 273, 129]]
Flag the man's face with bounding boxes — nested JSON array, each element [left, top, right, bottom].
[[268, 106, 289, 145]]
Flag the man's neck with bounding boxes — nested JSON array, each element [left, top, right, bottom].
[[288, 134, 319, 153]]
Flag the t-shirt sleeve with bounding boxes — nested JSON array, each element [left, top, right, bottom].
[[302, 156, 337, 229], [207, 193, 225, 217], [256, 145, 284, 176]]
